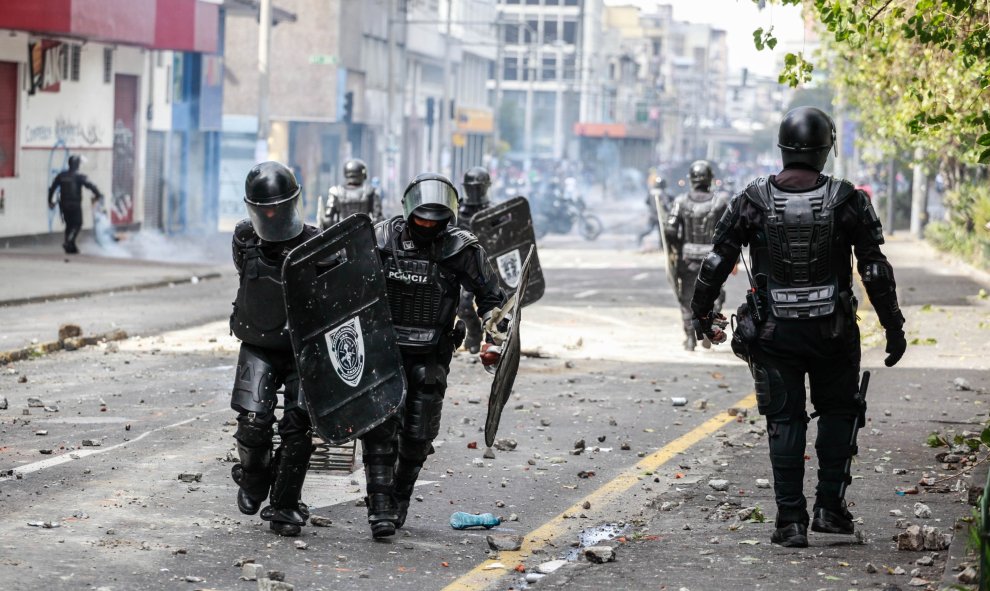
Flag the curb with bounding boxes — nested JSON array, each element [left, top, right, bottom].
[[0, 272, 223, 308], [0, 328, 129, 366]]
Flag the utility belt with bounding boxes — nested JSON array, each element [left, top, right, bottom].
[[731, 276, 857, 363]]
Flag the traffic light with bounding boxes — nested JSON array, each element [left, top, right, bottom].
[[343, 91, 354, 123]]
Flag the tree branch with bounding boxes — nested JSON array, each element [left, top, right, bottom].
[[869, 0, 895, 24]]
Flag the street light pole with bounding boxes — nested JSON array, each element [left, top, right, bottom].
[[439, 0, 453, 175], [255, 0, 272, 163], [387, 0, 397, 199]]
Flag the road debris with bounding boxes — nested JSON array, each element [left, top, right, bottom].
[[583, 546, 616, 563], [486, 534, 523, 551]]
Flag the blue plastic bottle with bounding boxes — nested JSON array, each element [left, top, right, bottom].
[[449, 512, 501, 530]]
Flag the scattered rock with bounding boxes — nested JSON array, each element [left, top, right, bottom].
[[890, 509, 904, 517], [26, 397, 45, 408], [866, 562, 878, 574], [708, 479, 729, 492], [257, 579, 294, 591], [35, 430, 48, 436], [537, 560, 567, 574], [178, 473, 203, 483], [27, 521, 59, 528], [486, 534, 523, 551], [81, 439, 101, 447], [309, 516, 332, 527], [897, 525, 925, 551], [907, 577, 929, 586], [17, 375, 27, 384], [525, 573, 545, 584], [540, 419, 552, 427], [183, 575, 204, 583], [483, 448, 496, 460], [953, 377, 971, 391], [694, 399, 708, 410], [577, 470, 595, 479], [620, 442, 631, 451], [957, 567, 978, 584], [493, 438, 517, 451], [915, 555, 934, 566], [58, 324, 82, 341], [921, 525, 952, 551], [574, 439, 586, 451], [471, 458, 485, 467], [913, 502, 932, 519], [584, 545, 615, 564], [968, 486, 984, 506], [39, 449, 53, 455], [755, 479, 770, 489], [727, 407, 748, 417], [241, 562, 264, 581], [293, 540, 307, 550], [0, 396, 7, 410]]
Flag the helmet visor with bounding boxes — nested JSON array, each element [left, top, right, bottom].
[[463, 184, 488, 205], [404, 179, 458, 223], [244, 195, 303, 242]]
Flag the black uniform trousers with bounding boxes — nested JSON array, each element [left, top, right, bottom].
[[62, 205, 83, 253], [360, 339, 457, 503], [750, 318, 861, 526]]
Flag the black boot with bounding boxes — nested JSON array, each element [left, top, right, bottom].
[[262, 434, 311, 537], [812, 504, 855, 535], [362, 422, 399, 538], [231, 437, 273, 516], [683, 334, 697, 351], [771, 522, 808, 548], [394, 447, 429, 529]]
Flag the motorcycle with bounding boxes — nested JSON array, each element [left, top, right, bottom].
[[533, 189, 604, 241]]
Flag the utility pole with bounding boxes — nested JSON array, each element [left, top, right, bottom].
[[255, 0, 272, 163], [492, 20, 503, 157], [439, 0, 453, 175], [387, 0, 397, 200]]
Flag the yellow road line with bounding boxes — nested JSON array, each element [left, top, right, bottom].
[[442, 392, 757, 591]]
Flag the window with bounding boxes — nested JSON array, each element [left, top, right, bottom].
[[564, 0, 578, 5], [525, 20, 538, 43], [543, 20, 558, 44], [70, 44, 81, 81], [562, 53, 576, 80], [503, 24, 519, 44], [503, 56, 518, 81], [521, 55, 532, 81], [103, 47, 113, 84], [545, 0, 559, 4], [503, 0, 520, 3], [0, 61, 17, 177], [541, 55, 557, 80], [525, 0, 540, 4], [562, 19, 577, 44]]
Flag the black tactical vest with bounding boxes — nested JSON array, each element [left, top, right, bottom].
[[679, 191, 727, 260], [333, 184, 374, 218], [231, 238, 292, 350], [377, 219, 465, 350], [746, 177, 855, 320]]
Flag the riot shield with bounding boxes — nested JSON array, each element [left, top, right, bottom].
[[483, 245, 535, 447], [654, 193, 680, 296], [282, 214, 406, 445], [470, 196, 545, 307]]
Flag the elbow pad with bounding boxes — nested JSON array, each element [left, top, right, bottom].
[[861, 261, 904, 329]]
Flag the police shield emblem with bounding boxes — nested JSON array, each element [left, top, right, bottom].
[[282, 215, 406, 445], [495, 249, 522, 289], [470, 196, 545, 307]]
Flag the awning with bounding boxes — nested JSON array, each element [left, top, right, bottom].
[[0, 0, 220, 53], [572, 122, 655, 140]]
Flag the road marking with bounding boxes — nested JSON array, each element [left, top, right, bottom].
[[442, 393, 757, 591], [632, 272, 650, 281], [573, 289, 599, 299], [0, 409, 226, 481], [539, 305, 642, 330]]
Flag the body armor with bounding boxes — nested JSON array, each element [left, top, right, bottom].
[[457, 203, 487, 230], [330, 184, 379, 220], [746, 177, 855, 320], [376, 217, 471, 350], [674, 190, 728, 260], [230, 221, 318, 350]]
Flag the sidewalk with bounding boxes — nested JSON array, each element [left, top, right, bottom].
[[0, 231, 230, 306]]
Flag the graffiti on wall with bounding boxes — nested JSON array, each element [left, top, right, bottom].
[[24, 117, 103, 147]]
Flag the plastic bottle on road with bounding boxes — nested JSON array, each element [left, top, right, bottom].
[[450, 512, 501, 530]]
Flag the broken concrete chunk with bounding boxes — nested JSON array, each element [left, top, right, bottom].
[[0, 396, 7, 410], [913, 502, 932, 519], [953, 377, 971, 391], [536, 559, 567, 574], [707, 479, 729, 492], [921, 525, 952, 551], [257, 579, 294, 591], [755, 479, 770, 489], [177, 473, 203, 483], [583, 545, 615, 564], [241, 562, 265, 581], [486, 534, 523, 551], [483, 447, 496, 460], [897, 525, 925, 551], [81, 439, 102, 447], [309, 516, 332, 527], [26, 397, 45, 408], [957, 567, 978, 584], [493, 438, 517, 451]]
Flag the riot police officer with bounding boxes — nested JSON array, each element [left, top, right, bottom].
[[319, 159, 384, 229], [664, 161, 729, 350], [229, 162, 321, 537], [359, 173, 506, 538], [638, 175, 672, 248], [691, 107, 907, 548], [456, 166, 493, 353], [47, 155, 104, 254]]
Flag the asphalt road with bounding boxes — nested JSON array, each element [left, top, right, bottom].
[[0, 226, 987, 591]]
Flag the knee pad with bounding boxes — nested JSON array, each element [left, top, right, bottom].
[[234, 413, 275, 447], [815, 414, 857, 466], [398, 436, 433, 463], [752, 361, 787, 417], [231, 345, 279, 415], [404, 388, 445, 442]]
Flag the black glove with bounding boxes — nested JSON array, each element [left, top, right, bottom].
[[884, 328, 906, 367], [693, 311, 728, 345]]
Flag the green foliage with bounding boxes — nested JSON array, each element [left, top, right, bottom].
[[927, 182, 990, 269], [754, 0, 990, 165], [927, 432, 950, 447]]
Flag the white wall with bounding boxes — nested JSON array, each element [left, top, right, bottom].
[[0, 31, 147, 239]]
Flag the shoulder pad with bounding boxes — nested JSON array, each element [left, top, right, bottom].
[[742, 177, 772, 211], [300, 224, 320, 240], [328, 186, 341, 198], [441, 227, 479, 259], [375, 216, 402, 251], [233, 219, 258, 247], [823, 177, 857, 210]]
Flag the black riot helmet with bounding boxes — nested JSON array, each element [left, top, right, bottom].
[[777, 106, 836, 171], [343, 159, 368, 185], [243, 161, 304, 242], [653, 175, 667, 191], [68, 155, 81, 171], [402, 173, 459, 245], [688, 160, 713, 191], [462, 166, 491, 206]]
